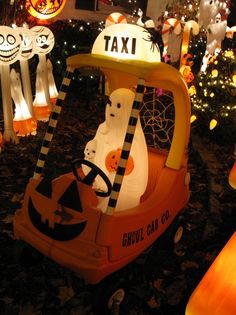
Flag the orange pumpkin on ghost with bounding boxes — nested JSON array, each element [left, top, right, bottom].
[[105, 148, 134, 175]]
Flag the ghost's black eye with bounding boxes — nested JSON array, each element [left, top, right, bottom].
[[117, 103, 121, 108]]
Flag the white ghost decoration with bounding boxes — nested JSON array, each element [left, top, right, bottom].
[[198, 0, 219, 29], [33, 61, 51, 121], [84, 139, 97, 162], [10, 68, 37, 136], [206, 13, 227, 54], [87, 88, 148, 212]]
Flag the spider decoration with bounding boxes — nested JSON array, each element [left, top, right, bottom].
[[142, 28, 164, 56]]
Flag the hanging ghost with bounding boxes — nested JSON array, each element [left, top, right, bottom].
[[17, 26, 36, 117], [10, 68, 37, 136], [84, 88, 148, 212], [33, 61, 51, 121], [31, 26, 55, 114], [198, 0, 219, 29], [206, 13, 227, 54]]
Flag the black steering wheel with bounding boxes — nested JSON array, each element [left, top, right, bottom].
[[72, 159, 112, 197]]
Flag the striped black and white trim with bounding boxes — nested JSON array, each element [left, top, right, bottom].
[[106, 78, 145, 214], [33, 67, 74, 179]]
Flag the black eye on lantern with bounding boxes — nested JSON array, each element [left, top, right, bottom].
[[117, 103, 121, 108], [7, 35, 16, 45], [0, 34, 4, 45]]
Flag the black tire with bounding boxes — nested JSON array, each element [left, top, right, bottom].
[[156, 215, 185, 249], [89, 273, 127, 315]]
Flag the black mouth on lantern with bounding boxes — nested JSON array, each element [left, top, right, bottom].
[[40, 44, 50, 49], [0, 45, 20, 62], [28, 197, 87, 241], [22, 48, 33, 54]]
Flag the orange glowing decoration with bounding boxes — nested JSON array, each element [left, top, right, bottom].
[[229, 160, 236, 189], [186, 232, 236, 315], [0, 131, 3, 152], [10, 69, 37, 137], [105, 149, 134, 175], [26, 0, 66, 20]]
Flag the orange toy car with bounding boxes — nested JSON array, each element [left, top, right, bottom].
[[13, 53, 191, 312]]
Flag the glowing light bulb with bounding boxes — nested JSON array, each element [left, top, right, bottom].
[[190, 115, 197, 123], [209, 119, 217, 130]]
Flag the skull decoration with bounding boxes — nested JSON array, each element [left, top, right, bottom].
[[0, 26, 21, 65], [17, 27, 35, 60], [31, 26, 55, 55], [26, 0, 66, 20]]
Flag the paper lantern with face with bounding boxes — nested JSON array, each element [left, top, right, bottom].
[[31, 26, 55, 55], [26, 0, 66, 20], [0, 26, 21, 65], [87, 88, 148, 212], [17, 27, 35, 61]]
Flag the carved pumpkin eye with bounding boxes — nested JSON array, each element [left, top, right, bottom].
[[117, 103, 121, 108], [0, 35, 4, 45], [7, 34, 16, 45]]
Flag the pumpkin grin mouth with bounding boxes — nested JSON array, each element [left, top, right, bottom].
[[28, 197, 87, 241]]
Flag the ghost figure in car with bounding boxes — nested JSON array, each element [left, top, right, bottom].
[[89, 88, 148, 212]]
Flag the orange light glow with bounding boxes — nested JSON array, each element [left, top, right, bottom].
[[33, 105, 51, 121], [0, 132, 4, 149], [26, 0, 66, 20], [186, 232, 236, 315], [229, 160, 236, 189], [13, 117, 37, 137]]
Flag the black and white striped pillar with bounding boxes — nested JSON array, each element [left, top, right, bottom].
[[33, 67, 74, 179], [106, 78, 145, 214]]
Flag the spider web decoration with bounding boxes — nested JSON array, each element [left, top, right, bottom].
[[140, 88, 175, 150]]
